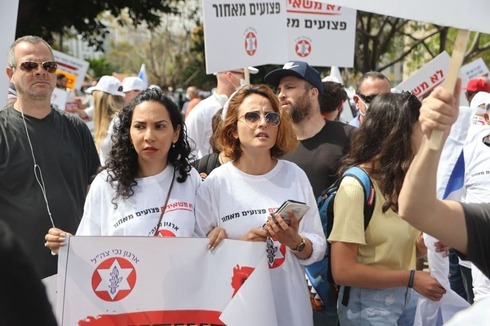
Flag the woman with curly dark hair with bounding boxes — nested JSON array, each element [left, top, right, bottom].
[[328, 92, 446, 325], [45, 88, 201, 249]]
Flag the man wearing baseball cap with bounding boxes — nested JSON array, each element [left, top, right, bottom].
[[265, 60, 355, 326], [464, 77, 490, 105]]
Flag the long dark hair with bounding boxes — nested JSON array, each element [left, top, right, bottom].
[[340, 92, 421, 213], [105, 88, 192, 205]]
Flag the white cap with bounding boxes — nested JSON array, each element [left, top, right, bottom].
[[322, 76, 340, 83], [85, 76, 125, 97], [122, 77, 147, 92], [213, 66, 259, 75], [470, 91, 490, 109]]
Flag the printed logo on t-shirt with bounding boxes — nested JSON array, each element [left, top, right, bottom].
[[265, 237, 286, 269]]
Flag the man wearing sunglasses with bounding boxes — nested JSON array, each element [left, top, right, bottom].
[[350, 71, 391, 127], [0, 36, 100, 279], [265, 60, 355, 326]]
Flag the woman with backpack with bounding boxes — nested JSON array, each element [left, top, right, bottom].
[[328, 92, 446, 325]]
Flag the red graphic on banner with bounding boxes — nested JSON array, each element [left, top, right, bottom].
[[244, 31, 258, 56], [295, 39, 312, 57], [231, 265, 255, 297], [79, 310, 225, 325], [91, 257, 136, 302]]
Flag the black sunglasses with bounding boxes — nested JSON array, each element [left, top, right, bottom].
[[17, 61, 58, 73], [239, 111, 281, 128], [357, 93, 378, 104]]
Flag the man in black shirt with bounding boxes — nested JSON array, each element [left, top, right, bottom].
[[0, 36, 100, 279], [265, 60, 355, 326]]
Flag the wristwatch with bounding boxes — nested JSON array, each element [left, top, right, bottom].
[[292, 237, 306, 253]]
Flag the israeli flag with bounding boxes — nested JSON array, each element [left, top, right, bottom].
[[137, 64, 148, 88]]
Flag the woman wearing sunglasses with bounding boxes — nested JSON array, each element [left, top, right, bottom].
[[194, 84, 326, 326], [328, 92, 446, 325]]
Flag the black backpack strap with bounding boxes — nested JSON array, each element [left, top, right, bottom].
[[193, 152, 221, 178], [205, 152, 220, 175]]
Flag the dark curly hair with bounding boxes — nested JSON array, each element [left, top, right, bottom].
[[339, 91, 421, 213], [105, 87, 192, 205]]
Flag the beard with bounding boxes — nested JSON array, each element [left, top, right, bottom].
[[289, 93, 312, 123]]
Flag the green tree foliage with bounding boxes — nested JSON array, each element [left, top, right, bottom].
[[16, 0, 182, 50], [86, 58, 116, 78]]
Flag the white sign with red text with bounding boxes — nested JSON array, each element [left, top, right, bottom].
[[284, 1, 356, 67], [395, 51, 451, 99], [314, 0, 490, 34], [53, 50, 89, 90], [56, 237, 277, 326]]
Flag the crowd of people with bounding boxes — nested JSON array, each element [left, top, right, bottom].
[[3, 35, 490, 325]]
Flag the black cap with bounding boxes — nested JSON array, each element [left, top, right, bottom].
[[264, 61, 323, 95]]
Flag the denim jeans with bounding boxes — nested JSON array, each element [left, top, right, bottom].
[[313, 302, 338, 326], [337, 285, 418, 325]]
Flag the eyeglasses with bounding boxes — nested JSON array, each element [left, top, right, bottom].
[[239, 111, 281, 128], [17, 61, 58, 73], [357, 93, 378, 104]]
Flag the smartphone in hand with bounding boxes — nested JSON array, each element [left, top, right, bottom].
[[269, 200, 310, 226]]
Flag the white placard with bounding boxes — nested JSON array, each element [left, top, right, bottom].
[[0, 0, 20, 104], [314, 0, 490, 34], [57, 237, 277, 326], [53, 50, 89, 90], [396, 51, 451, 99], [284, 2, 356, 67], [460, 58, 490, 81], [51, 88, 68, 111], [203, 0, 288, 74]]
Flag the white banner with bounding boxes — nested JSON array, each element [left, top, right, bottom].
[[314, 0, 490, 34], [203, 0, 288, 74], [284, 2, 356, 67], [53, 50, 89, 91], [57, 237, 277, 326], [0, 0, 20, 104], [396, 51, 451, 99]]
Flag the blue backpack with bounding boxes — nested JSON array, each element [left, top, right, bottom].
[[305, 166, 376, 307]]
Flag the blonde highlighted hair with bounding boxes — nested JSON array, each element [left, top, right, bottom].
[[93, 90, 125, 150]]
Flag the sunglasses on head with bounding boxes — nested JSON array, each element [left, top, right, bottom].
[[17, 61, 58, 73], [239, 111, 281, 128], [357, 93, 379, 104]]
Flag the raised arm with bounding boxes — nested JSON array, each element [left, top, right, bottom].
[[399, 84, 467, 254]]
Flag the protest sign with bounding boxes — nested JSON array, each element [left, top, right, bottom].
[[284, 2, 356, 67], [57, 237, 277, 326], [51, 88, 68, 111], [460, 58, 489, 81], [203, 0, 287, 74], [0, 0, 19, 103], [395, 51, 451, 99], [314, 0, 490, 34], [53, 50, 89, 91]]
